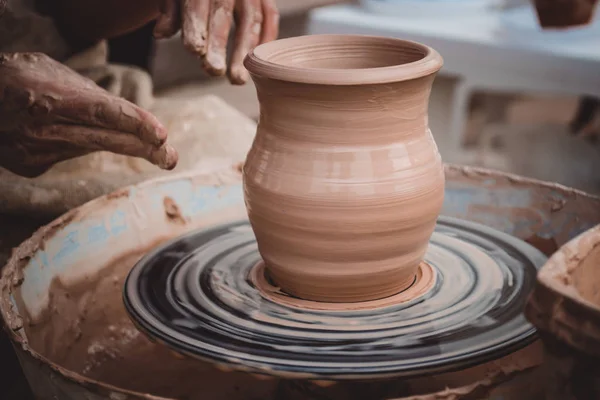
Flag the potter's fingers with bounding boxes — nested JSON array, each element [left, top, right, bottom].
[[38, 124, 178, 170], [51, 92, 168, 146], [259, 0, 279, 44], [204, 0, 235, 76], [228, 0, 262, 84], [154, 0, 182, 38], [182, 0, 210, 55]]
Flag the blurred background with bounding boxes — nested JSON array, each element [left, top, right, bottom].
[[115, 0, 599, 193]]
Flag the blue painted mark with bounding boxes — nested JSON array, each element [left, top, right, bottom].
[[537, 210, 581, 239], [470, 211, 515, 233], [189, 185, 243, 215], [24, 256, 43, 289], [28, 251, 46, 270], [109, 210, 127, 235], [189, 186, 218, 214], [512, 217, 544, 237], [443, 188, 475, 216], [52, 231, 80, 263], [446, 185, 594, 241], [444, 186, 533, 219], [87, 222, 110, 244], [37, 251, 49, 268], [547, 189, 568, 203], [568, 221, 598, 241]]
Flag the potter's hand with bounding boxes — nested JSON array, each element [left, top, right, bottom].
[[0, 53, 178, 178], [153, 0, 279, 84]]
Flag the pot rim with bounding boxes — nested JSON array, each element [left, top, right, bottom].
[[244, 34, 443, 85]]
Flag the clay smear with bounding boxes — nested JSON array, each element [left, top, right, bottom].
[[243, 35, 445, 303]]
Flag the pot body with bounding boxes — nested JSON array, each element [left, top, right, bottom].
[[243, 73, 444, 302]]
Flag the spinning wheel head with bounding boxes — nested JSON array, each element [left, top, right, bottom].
[[124, 216, 546, 380]]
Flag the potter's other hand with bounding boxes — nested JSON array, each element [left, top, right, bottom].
[[0, 53, 178, 178], [154, 0, 279, 84]]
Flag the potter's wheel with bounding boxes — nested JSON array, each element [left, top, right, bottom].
[[123, 216, 546, 380]]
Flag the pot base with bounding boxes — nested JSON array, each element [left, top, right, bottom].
[[250, 261, 435, 312], [263, 260, 422, 304], [123, 215, 547, 380]]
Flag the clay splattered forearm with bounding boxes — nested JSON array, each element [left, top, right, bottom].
[[42, 0, 161, 50]]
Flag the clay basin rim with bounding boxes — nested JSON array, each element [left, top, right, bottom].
[[244, 34, 444, 85]]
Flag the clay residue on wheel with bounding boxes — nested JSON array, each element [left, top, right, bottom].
[[163, 196, 187, 224], [106, 188, 130, 200]]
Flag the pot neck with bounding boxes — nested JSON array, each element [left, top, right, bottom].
[[252, 75, 436, 145]]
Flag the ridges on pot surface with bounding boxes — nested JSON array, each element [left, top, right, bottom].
[[1, 162, 600, 400]]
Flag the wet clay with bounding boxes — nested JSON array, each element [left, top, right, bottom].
[[243, 35, 445, 303]]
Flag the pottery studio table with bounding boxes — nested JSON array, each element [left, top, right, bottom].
[[306, 3, 600, 148]]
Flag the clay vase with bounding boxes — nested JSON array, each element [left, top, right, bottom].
[[243, 34, 445, 303]]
